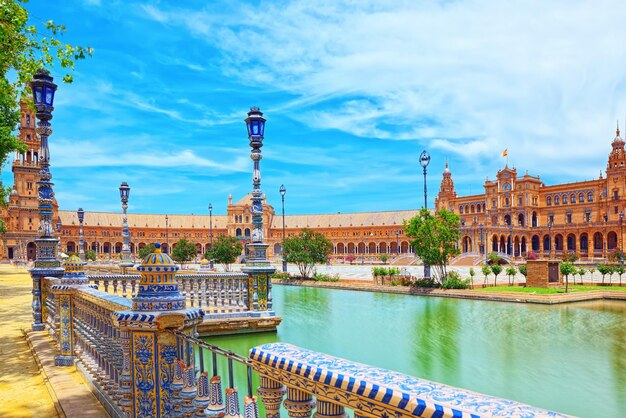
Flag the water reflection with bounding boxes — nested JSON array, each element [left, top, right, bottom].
[[206, 286, 626, 418]]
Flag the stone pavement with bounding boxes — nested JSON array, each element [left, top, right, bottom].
[[0, 264, 108, 418]]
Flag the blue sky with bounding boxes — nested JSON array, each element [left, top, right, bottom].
[[6, 0, 626, 216]]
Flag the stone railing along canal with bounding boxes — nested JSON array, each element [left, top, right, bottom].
[[38, 252, 569, 417]]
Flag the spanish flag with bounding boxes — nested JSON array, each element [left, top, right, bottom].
[[502, 149, 508, 157]]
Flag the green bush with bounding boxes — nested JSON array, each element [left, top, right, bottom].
[[442, 271, 470, 289], [518, 265, 527, 277], [413, 278, 439, 288], [313, 272, 340, 282], [271, 272, 291, 279]]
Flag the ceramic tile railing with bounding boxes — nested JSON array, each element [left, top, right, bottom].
[[248, 342, 572, 418], [87, 272, 254, 313]]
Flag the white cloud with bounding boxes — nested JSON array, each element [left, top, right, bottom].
[[140, 0, 626, 181]]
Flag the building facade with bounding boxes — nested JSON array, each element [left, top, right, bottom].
[[1, 104, 417, 262], [7, 106, 624, 264], [435, 128, 626, 261]]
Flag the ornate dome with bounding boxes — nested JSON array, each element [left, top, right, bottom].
[[137, 242, 177, 272], [133, 242, 184, 311], [443, 162, 451, 175]]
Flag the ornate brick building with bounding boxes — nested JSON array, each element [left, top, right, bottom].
[[7, 104, 624, 264], [435, 127, 626, 261], [1, 104, 417, 262]]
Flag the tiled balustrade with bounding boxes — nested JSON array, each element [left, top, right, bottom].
[[87, 273, 255, 314]]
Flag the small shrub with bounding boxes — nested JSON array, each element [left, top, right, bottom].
[[313, 272, 340, 282], [519, 265, 527, 277], [561, 252, 578, 263], [272, 272, 291, 279], [379, 254, 388, 264], [442, 271, 471, 289], [413, 278, 439, 288]]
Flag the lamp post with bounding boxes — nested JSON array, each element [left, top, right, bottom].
[[479, 223, 484, 262], [508, 224, 513, 257], [419, 150, 431, 279], [395, 230, 400, 257], [208, 204, 213, 268], [241, 107, 276, 313], [280, 184, 287, 272], [119, 182, 132, 273], [29, 69, 64, 331], [77, 208, 85, 262], [165, 215, 169, 254]]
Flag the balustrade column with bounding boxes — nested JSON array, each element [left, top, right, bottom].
[[283, 387, 315, 418], [113, 243, 203, 418], [313, 400, 348, 418], [117, 328, 133, 413], [257, 376, 285, 418]]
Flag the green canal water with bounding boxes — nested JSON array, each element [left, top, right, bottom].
[[206, 285, 626, 418]]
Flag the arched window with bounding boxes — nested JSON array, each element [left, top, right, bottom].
[[587, 192, 593, 202], [459, 206, 464, 214], [547, 197, 552, 206], [554, 196, 560, 205], [579, 193, 584, 203], [26, 115, 30, 126], [561, 195, 567, 205], [570, 194, 575, 204]]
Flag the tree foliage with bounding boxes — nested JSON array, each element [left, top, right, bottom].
[[138, 243, 156, 259], [283, 228, 333, 278], [559, 261, 576, 293], [172, 238, 197, 265], [85, 249, 96, 261], [597, 264, 612, 284], [505, 266, 517, 285], [490, 264, 503, 287], [205, 235, 243, 272], [0, 0, 92, 182], [481, 264, 491, 287], [404, 208, 461, 283]]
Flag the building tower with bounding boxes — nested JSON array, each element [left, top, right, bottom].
[[1, 102, 58, 261], [606, 123, 626, 222], [435, 162, 457, 212]]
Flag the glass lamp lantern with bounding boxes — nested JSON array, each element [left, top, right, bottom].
[[30, 69, 57, 119], [119, 182, 130, 203], [245, 107, 266, 138], [77, 208, 84, 223]]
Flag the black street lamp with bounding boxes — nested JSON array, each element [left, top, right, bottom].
[[29, 69, 63, 332], [208, 203, 213, 268], [280, 184, 287, 272], [242, 106, 275, 312], [119, 182, 132, 271], [479, 223, 485, 263], [77, 208, 85, 262], [419, 150, 431, 278], [395, 230, 400, 256], [165, 215, 169, 254], [508, 224, 513, 256]]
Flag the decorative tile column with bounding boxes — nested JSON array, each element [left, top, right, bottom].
[[50, 255, 91, 366], [30, 69, 64, 331], [241, 107, 277, 317], [113, 243, 204, 418]]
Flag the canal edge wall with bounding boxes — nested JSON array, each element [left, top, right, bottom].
[[271, 279, 626, 305]]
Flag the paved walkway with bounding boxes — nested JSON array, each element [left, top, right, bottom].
[[0, 265, 108, 417]]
